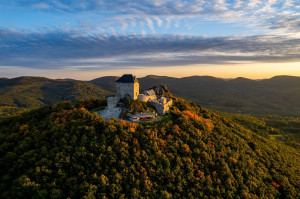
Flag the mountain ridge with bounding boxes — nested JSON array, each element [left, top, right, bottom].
[[1, 75, 300, 117]]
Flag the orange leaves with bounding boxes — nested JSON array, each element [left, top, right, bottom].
[[182, 110, 214, 132], [181, 114, 189, 120], [182, 110, 202, 121], [172, 124, 180, 134], [196, 170, 205, 178], [19, 124, 29, 131], [120, 119, 127, 127], [128, 122, 138, 133], [54, 117, 66, 125], [271, 182, 280, 189], [133, 138, 139, 146], [182, 144, 192, 155], [195, 129, 202, 137], [204, 120, 214, 132]]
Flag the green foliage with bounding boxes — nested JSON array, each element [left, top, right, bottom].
[[220, 112, 300, 148], [0, 77, 112, 118], [75, 99, 107, 111], [0, 98, 299, 198], [121, 99, 155, 114], [0, 106, 32, 120], [262, 115, 300, 147]]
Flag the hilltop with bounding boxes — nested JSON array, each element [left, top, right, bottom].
[[0, 96, 299, 198]]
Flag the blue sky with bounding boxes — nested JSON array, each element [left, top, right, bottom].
[[0, 0, 299, 79]]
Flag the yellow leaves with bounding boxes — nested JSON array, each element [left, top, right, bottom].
[[143, 177, 153, 191], [19, 175, 40, 187], [228, 156, 238, 164], [195, 129, 202, 137], [100, 174, 108, 185], [92, 173, 98, 179], [182, 144, 192, 155], [182, 157, 192, 164], [172, 124, 180, 134]]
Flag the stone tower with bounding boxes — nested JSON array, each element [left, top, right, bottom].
[[116, 74, 139, 100]]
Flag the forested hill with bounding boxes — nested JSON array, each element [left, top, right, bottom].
[[91, 75, 300, 115], [0, 97, 299, 198], [0, 76, 112, 113]]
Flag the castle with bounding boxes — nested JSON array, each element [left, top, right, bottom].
[[107, 74, 139, 109], [107, 74, 172, 115]]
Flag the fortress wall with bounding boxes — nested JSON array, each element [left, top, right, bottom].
[[107, 96, 119, 109], [116, 82, 139, 100]]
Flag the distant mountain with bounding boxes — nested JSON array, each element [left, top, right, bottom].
[[89, 76, 119, 93], [91, 75, 300, 115], [0, 97, 299, 198], [0, 76, 112, 108], [1, 75, 300, 116]]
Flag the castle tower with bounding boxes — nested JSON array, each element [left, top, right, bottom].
[[116, 74, 139, 100]]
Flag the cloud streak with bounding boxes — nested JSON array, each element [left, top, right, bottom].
[[2, 0, 300, 34], [1, 0, 299, 74], [0, 28, 299, 70]]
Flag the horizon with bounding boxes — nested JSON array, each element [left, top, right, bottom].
[[1, 73, 300, 82], [0, 1, 299, 79]]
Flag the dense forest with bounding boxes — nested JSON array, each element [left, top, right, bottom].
[[0, 96, 299, 198]]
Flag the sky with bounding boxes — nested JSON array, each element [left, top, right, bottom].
[[0, 0, 299, 80]]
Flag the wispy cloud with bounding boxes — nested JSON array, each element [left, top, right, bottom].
[[0, 28, 299, 70], [1, 0, 299, 75], [2, 0, 299, 34]]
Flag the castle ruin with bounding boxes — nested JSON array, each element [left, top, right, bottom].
[[107, 74, 139, 109], [107, 74, 172, 116]]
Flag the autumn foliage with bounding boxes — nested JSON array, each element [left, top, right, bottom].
[[0, 99, 299, 198]]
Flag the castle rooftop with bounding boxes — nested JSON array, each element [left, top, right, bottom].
[[116, 74, 138, 83]]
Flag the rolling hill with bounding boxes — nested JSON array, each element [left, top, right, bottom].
[[91, 75, 300, 115], [1, 75, 300, 118], [0, 97, 299, 198], [0, 76, 112, 117]]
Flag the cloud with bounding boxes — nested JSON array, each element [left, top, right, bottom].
[[267, 14, 300, 33], [154, 17, 163, 27], [145, 18, 155, 33], [0, 28, 299, 70], [3, 0, 298, 35]]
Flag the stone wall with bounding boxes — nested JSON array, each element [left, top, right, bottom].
[[116, 82, 139, 100], [107, 96, 120, 109], [150, 99, 173, 115], [138, 94, 156, 102]]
